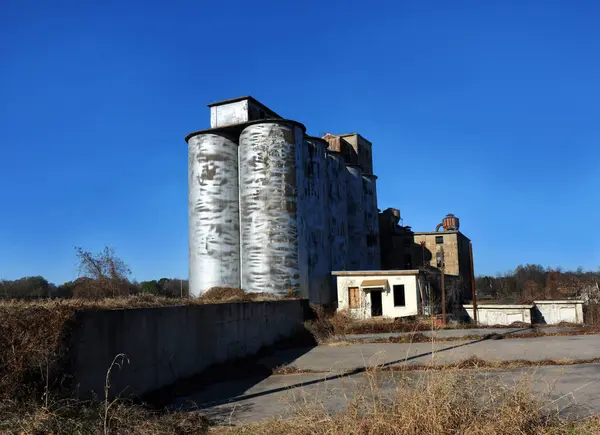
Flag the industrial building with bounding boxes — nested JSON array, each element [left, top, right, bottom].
[[186, 96, 380, 304], [379, 209, 474, 303]]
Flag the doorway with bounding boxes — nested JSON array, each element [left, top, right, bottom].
[[370, 289, 383, 317]]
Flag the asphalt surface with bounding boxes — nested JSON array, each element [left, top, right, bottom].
[[172, 333, 600, 425], [343, 326, 576, 341]]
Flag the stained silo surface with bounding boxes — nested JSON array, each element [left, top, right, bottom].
[[300, 137, 331, 304], [188, 133, 240, 297], [346, 165, 366, 270], [239, 121, 305, 295], [363, 174, 381, 270], [326, 150, 348, 287]]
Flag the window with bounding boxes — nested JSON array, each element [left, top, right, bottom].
[[403, 254, 412, 269], [348, 287, 360, 308], [393, 285, 405, 307], [435, 236, 444, 244]]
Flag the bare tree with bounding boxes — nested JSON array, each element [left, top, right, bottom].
[[73, 246, 132, 298]]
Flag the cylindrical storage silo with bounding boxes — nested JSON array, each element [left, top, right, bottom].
[[346, 165, 366, 270], [299, 136, 331, 304], [326, 150, 348, 292], [362, 174, 381, 270], [239, 120, 305, 295], [188, 133, 240, 297]]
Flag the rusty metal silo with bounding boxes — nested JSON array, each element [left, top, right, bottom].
[[238, 120, 305, 296], [187, 133, 240, 297], [299, 136, 331, 304], [345, 165, 366, 270], [362, 174, 381, 270], [326, 149, 348, 280]]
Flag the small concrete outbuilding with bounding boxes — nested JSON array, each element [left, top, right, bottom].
[[533, 300, 584, 324], [462, 304, 534, 326], [333, 270, 421, 320]]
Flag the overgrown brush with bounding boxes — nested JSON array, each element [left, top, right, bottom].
[[304, 307, 438, 343], [0, 397, 209, 434]]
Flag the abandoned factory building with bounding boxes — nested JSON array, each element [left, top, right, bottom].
[[186, 95, 474, 308]]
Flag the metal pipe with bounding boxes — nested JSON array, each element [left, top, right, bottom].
[[469, 241, 478, 326]]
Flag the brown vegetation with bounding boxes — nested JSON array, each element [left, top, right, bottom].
[[213, 369, 600, 434], [381, 356, 600, 372]]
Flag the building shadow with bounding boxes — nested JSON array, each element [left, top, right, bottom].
[[186, 334, 496, 411]]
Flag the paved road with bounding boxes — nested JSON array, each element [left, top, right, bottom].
[[175, 363, 600, 425], [343, 326, 576, 342], [172, 334, 600, 425], [259, 335, 600, 373]]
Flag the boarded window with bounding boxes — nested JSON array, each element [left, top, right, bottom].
[[393, 285, 405, 307], [349, 287, 360, 308]]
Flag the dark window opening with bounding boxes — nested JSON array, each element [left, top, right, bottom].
[[435, 236, 444, 244], [393, 285, 406, 307]]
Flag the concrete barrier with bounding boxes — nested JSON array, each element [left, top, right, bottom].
[[69, 300, 311, 399], [462, 304, 533, 326], [533, 300, 584, 324]]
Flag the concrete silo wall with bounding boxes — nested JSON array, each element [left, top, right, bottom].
[[362, 174, 381, 270], [239, 121, 303, 295], [298, 137, 331, 304], [345, 165, 366, 270], [326, 151, 348, 288], [188, 133, 240, 297]]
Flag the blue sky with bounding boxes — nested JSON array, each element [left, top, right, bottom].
[[1, 0, 599, 284]]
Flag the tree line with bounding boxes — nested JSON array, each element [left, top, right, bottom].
[[475, 264, 600, 304], [0, 246, 189, 300]]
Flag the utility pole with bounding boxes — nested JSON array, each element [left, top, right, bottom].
[[469, 242, 478, 326], [180, 279, 183, 298], [439, 246, 446, 326]]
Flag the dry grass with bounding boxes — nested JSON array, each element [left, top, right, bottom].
[[380, 356, 600, 372], [212, 368, 600, 435], [0, 397, 209, 434]]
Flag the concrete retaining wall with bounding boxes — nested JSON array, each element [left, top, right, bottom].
[[69, 300, 310, 399], [533, 300, 584, 324], [462, 304, 533, 326]]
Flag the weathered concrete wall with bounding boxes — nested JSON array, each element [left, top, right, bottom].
[[188, 133, 240, 296], [239, 121, 304, 295], [533, 300, 584, 324], [463, 304, 533, 325], [70, 300, 311, 399], [210, 100, 249, 127]]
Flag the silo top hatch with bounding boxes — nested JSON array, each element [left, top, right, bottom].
[[207, 96, 282, 128]]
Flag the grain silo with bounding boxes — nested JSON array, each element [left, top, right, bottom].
[[188, 133, 240, 297], [238, 120, 306, 296], [300, 136, 331, 304], [326, 149, 348, 283], [345, 164, 366, 270], [362, 173, 381, 270]]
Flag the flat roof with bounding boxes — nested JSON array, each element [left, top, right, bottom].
[[413, 231, 471, 241], [331, 270, 419, 276], [534, 300, 583, 304], [206, 95, 282, 118], [463, 304, 534, 309], [338, 132, 372, 145], [185, 118, 307, 143]]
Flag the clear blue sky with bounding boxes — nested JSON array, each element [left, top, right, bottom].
[[1, 0, 599, 285]]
